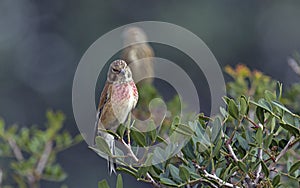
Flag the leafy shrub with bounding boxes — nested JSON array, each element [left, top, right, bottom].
[[97, 65, 300, 188], [0, 111, 82, 188]]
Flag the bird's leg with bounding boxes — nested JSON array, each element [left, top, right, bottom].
[[126, 114, 131, 146]]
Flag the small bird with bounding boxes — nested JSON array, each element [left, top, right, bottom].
[[121, 26, 154, 84], [95, 59, 138, 175]]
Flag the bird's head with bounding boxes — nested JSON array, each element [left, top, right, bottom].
[[107, 60, 132, 83], [122, 26, 148, 45]]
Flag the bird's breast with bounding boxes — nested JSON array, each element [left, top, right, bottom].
[[110, 81, 138, 123]]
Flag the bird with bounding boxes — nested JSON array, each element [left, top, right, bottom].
[[95, 59, 139, 175], [121, 26, 154, 84]]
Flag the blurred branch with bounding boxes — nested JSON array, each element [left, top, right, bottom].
[[288, 57, 300, 76], [7, 137, 23, 161], [7, 137, 36, 186], [35, 141, 53, 178], [0, 168, 2, 187]]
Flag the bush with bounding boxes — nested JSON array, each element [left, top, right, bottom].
[[96, 65, 300, 188], [0, 111, 82, 188]]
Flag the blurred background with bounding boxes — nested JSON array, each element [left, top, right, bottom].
[[1, 1, 300, 187]]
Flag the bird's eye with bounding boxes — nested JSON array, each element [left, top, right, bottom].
[[112, 68, 120, 73]]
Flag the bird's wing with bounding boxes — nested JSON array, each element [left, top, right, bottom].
[[94, 82, 112, 143], [98, 82, 111, 113]]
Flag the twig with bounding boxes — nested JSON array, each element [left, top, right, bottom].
[[255, 147, 263, 184], [226, 143, 239, 162], [203, 170, 241, 188], [288, 58, 300, 76], [7, 137, 35, 186], [194, 163, 240, 188], [35, 141, 53, 177], [269, 136, 295, 170], [119, 139, 159, 187], [8, 138, 24, 161], [244, 116, 259, 128], [120, 139, 139, 162], [0, 168, 3, 187]]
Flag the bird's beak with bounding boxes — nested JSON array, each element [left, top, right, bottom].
[[120, 69, 125, 75]]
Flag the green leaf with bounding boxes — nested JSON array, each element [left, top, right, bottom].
[[261, 160, 269, 177], [173, 123, 195, 136], [279, 123, 300, 136], [264, 90, 276, 102], [98, 180, 110, 188], [116, 124, 126, 138], [222, 96, 231, 105], [256, 106, 265, 125], [289, 161, 300, 175], [212, 137, 224, 157], [255, 128, 263, 147], [263, 133, 273, 149], [116, 167, 137, 177], [116, 174, 123, 188], [130, 127, 147, 146], [211, 117, 222, 143], [147, 120, 157, 143], [228, 99, 239, 119], [160, 178, 178, 187], [237, 161, 247, 173], [222, 163, 233, 180], [276, 82, 283, 100], [236, 134, 249, 150], [239, 96, 249, 115], [168, 164, 181, 183], [95, 136, 112, 156], [258, 99, 272, 112], [271, 101, 293, 114], [272, 174, 280, 187], [219, 107, 228, 118], [179, 166, 190, 182]]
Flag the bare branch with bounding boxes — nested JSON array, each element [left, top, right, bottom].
[[7, 137, 36, 186], [288, 58, 300, 76], [255, 147, 263, 184], [35, 141, 53, 177], [203, 170, 241, 188], [269, 136, 295, 170], [0, 168, 3, 187], [226, 143, 239, 162], [8, 138, 24, 161], [194, 163, 240, 188], [119, 139, 159, 187]]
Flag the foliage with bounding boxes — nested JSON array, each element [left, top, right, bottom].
[[0, 111, 82, 188], [96, 65, 300, 188]]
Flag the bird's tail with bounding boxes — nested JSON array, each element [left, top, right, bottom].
[[104, 133, 116, 175]]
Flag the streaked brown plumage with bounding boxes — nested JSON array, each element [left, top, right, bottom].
[[95, 59, 138, 174]]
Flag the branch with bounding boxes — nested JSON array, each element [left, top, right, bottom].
[[7, 137, 36, 186], [35, 141, 53, 178], [288, 58, 300, 76], [8, 138, 24, 161], [269, 136, 295, 170], [254, 147, 263, 184], [0, 168, 3, 187], [119, 139, 159, 187], [194, 163, 241, 188], [203, 170, 241, 188], [226, 142, 239, 162]]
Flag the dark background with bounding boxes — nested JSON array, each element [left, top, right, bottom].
[[1, 1, 300, 187]]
